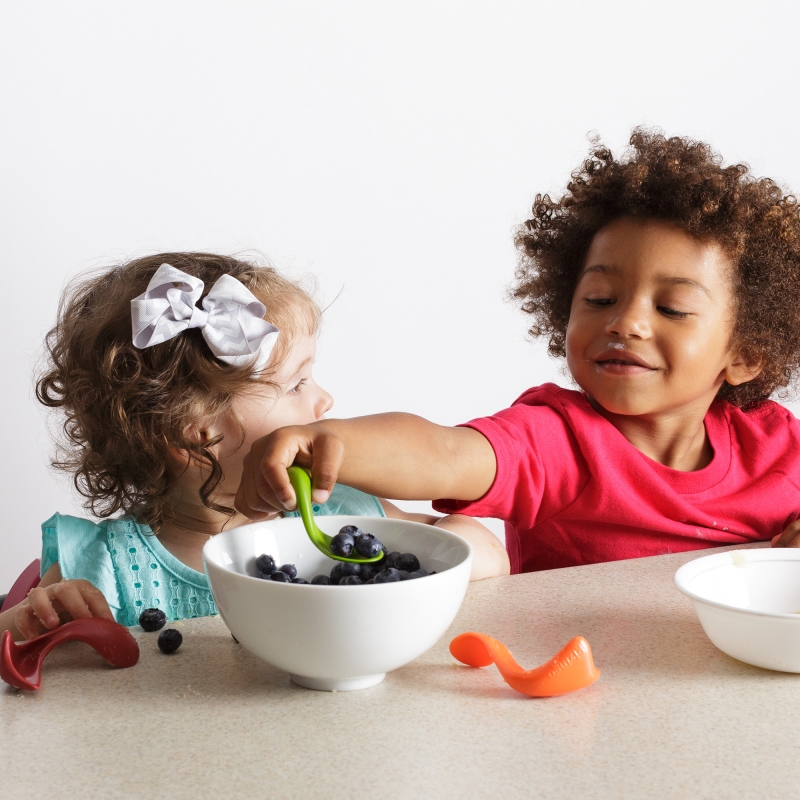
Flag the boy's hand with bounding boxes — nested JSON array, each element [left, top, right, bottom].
[[235, 424, 344, 519], [14, 579, 115, 640], [771, 521, 800, 548]]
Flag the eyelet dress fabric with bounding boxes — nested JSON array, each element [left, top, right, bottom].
[[40, 484, 386, 627]]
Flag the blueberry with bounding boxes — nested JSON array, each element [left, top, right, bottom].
[[398, 570, 410, 580], [340, 575, 363, 585], [278, 563, 297, 579], [354, 533, 383, 558], [396, 553, 421, 572], [384, 551, 402, 569], [311, 574, 331, 585], [365, 578, 375, 584], [292, 578, 308, 584], [405, 569, 428, 580], [329, 563, 344, 584], [359, 562, 381, 582], [338, 525, 362, 537], [270, 571, 291, 582], [341, 563, 361, 577], [158, 628, 183, 654], [330, 532, 355, 557], [374, 567, 403, 583], [138, 608, 167, 632], [255, 554, 276, 575]]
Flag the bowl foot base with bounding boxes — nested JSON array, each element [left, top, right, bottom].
[[290, 673, 386, 691]]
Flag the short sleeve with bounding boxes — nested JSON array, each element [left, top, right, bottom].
[[40, 513, 123, 622], [284, 484, 386, 519], [432, 387, 588, 524]]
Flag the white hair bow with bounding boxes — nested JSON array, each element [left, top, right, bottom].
[[130, 263, 279, 372]]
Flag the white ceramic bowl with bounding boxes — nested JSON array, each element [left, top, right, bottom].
[[203, 515, 472, 690], [674, 548, 800, 672]]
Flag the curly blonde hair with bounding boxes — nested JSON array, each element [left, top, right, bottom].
[[513, 128, 800, 406], [37, 252, 319, 530]]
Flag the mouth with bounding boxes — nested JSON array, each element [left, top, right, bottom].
[[593, 349, 657, 374]]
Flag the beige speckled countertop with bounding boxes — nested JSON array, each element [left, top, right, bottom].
[[3, 545, 800, 799]]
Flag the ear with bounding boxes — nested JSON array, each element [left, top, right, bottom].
[[724, 351, 763, 387], [166, 422, 225, 470]]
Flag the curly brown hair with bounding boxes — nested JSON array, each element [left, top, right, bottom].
[[37, 252, 319, 530], [513, 127, 800, 406]]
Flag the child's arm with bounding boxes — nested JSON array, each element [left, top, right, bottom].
[[0, 563, 115, 642], [380, 500, 510, 581], [236, 413, 497, 518]]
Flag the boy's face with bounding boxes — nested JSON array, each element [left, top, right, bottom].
[[565, 217, 753, 420]]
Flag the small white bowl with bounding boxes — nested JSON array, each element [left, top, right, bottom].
[[203, 515, 472, 690], [674, 548, 800, 672]]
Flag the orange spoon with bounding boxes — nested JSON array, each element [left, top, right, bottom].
[[450, 631, 600, 697], [1, 617, 140, 690]]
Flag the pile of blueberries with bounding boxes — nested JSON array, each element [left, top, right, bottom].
[[254, 525, 434, 586]]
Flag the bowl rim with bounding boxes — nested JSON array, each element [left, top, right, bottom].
[[202, 514, 474, 588], [674, 548, 800, 620]]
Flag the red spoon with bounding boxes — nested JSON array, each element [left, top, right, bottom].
[[1, 617, 140, 690]]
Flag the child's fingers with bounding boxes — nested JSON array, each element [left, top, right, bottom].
[[309, 437, 345, 503], [235, 451, 286, 518], [24, 586, 61, 630], [14, 606, 50, 640], [48, 580, 102, 622], [74, 580, 115, 620], [772, 521, 800, 547]]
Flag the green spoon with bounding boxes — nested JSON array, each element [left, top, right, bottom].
[[286, 466, 384, 564]]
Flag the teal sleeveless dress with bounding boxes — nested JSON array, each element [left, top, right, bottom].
[[40, 485, 385, 627]]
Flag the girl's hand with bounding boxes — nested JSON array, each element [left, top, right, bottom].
[[771, 521, 800, 548], [14, 578, 115, 640]]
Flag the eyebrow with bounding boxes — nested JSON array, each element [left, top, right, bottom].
[[286, 356, 313, 383], [580, 264, 712, 297]]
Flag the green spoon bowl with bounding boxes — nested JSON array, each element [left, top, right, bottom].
[[287, 466, 384, 564]]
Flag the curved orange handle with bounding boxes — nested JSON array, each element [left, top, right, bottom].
[[450, 631, 600, 697]]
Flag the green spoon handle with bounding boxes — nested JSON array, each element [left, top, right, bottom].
[[287, 466, 330, 546]]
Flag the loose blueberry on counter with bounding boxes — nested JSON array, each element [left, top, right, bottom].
[[330, 531, 355, 557], [138, 607, 167, 632], [396, 553, 421, 572], [311, 574, 331, 585], [340, 575, 364, 585], [354, 532, 383, 558], [270, 571, 291, 582], [278, 564, 298, 580], [158, 628, 183, 654], [255, 554, 276, 575], [373, 567, 403, 583]]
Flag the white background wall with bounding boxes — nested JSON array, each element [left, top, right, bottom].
[[2, 1, 799, 592]]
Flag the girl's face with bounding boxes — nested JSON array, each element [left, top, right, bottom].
[[565, 217, 753, 419], [211, 330, 333, 498]]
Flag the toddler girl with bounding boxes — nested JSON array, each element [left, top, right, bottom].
[[237, 129, 800, 573], [1, 253, 505, 641]]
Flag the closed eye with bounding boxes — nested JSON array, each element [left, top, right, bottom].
[[585, 298, 614, 307], [658, 306, 690, 318]]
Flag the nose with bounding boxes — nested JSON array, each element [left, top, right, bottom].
[[604, 298, 652, 339], [314, 386, 334, 419]]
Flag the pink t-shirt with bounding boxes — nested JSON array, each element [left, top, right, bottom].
[[433, 383, 800, 573]]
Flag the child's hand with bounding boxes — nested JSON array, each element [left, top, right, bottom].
[[236, 423, 344, 519], [771, 521, 800, 548], [14, 579, 115, 640]]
